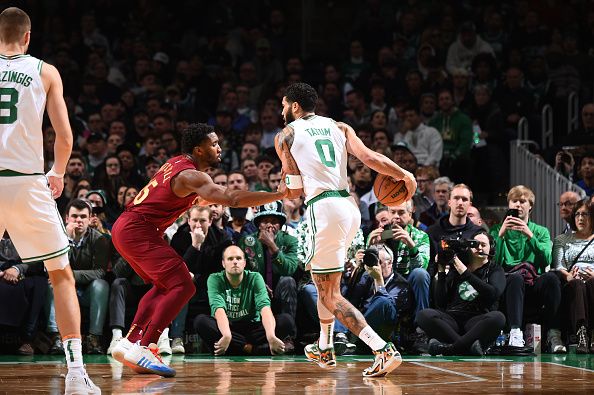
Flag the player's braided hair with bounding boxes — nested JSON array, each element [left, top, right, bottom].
[[285, 83, 318, 112], [181, 123, 215, 154]]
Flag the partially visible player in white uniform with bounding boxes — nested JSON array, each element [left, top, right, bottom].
[[0, 7, 99, 394], [276, 83, 416, 377]]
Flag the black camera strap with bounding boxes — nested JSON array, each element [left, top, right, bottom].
[[568, 237, 594, 272]]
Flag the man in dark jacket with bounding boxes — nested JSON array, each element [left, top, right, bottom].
[[0, 232, 47, 355], [426, 184, 483, 277], [239, 201, 299, 319], [46, 199, 110, 354], [169, 205, 231, 353]]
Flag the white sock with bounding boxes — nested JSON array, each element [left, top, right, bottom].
[[358, 325, 387, 351], [319, 321, 334, 349], [63, 338, 85, 375], [112, 328, 123, 339]]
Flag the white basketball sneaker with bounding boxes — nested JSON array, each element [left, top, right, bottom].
[[123, 342, 176, 377], [64, 371, 101, 394]]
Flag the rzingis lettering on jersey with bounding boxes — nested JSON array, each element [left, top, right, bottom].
[[160, 162, 173, 183], [0, 70, 32, 87], [306, 127, 330, 137]]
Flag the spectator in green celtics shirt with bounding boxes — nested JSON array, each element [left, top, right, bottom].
[[489, 185, 565, 353], [193, 245, 296, 355]]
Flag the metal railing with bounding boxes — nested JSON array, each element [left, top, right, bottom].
[[541, 104, 553, 149], [567, 91, 579, 135], [511, 141, 586, 236], [517, 117, 529, 141]]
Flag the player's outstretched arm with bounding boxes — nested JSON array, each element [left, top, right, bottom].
[[275, 127, 303, 199], [173, 170, 287, 207], [42, 63, 73, 198], [338, 122, 417, 200]]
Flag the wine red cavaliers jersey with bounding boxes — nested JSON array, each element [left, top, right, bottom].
[[126, 155, 200, 233]]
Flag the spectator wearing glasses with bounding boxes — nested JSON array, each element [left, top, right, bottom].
[[558, 191, 581, 235], [420, 176, 452, 227], [414, 166, 439, 222], [552, 199, 594, 353]]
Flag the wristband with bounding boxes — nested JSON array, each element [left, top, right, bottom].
[[46, 167, 64, 179], [285, 174, 303, 189]]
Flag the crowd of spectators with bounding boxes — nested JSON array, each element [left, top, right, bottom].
[[1, 0, 594, 356]]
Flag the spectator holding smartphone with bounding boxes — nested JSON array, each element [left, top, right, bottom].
[[490, 185, 564, 353], [368, 201, 431, 352]]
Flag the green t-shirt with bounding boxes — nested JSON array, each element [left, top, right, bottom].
[[207, 270, 271, 322], [489, 221, 552, 273]]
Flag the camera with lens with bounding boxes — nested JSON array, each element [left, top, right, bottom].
[[362, 248, 380, 267], [437, 236, 479, 266]]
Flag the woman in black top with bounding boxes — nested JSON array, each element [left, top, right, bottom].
[[417, 230, 506, 355]]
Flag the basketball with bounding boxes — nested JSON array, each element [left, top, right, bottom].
[[373, 174, 408, 206]]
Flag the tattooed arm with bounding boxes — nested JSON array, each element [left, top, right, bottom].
[[337, 121, 417, 201], [275, 126, 303, 199]]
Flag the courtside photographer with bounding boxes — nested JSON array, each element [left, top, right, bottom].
[[417, 230, 505, 356]]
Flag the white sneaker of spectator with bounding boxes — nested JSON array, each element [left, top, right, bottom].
[[171, 337, 185, 354], [547, 329, 567, 353], [157, 328, 172, 355], [111, 337, 134, 364], [508, 328, 525, 347], [65, 371, 101, 394], [107, 336, 122, 356]]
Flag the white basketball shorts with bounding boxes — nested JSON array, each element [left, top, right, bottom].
[[0, 174, 69, 264], [302, 194, 361, 274]]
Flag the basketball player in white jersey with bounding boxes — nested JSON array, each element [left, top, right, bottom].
[[276, 83, 416, 377], [0, 8, 100, 394]]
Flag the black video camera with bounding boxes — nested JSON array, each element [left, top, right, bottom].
[[362, 248, 380, 267], [437, 236, 479, 266]]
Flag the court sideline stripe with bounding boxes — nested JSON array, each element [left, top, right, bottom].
[[546, 362, 594, 373], [411, 361, 487, 382]]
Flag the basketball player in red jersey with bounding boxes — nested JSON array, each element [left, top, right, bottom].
[[110, 123, 287, 377]]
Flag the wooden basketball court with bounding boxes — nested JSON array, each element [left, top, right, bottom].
[[1, 353, 593, 393]]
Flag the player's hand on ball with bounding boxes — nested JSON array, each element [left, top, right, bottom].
[[401, 170, 417, 201], [267, 335, 285, 355]]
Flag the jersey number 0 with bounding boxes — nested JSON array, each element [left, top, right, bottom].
[[315, 139, 336, 168]]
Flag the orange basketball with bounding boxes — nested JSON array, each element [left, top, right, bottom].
[[373, 174, 408, 206]]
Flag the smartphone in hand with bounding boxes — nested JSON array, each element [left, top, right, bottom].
[[506, 208, 519, 218]]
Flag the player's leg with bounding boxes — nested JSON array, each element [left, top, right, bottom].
[[303, 279, 338, 368], [45, 255, 101, 393], [118, 237, 194, 377], [110, 215, 164, 359], [5, 176, 100, 392], [140, 264, 195, 346], [313, 271, 401, 377]]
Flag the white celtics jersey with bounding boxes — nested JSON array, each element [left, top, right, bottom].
[[0, 54, 46, 174], [289, 114, 349, 203]]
